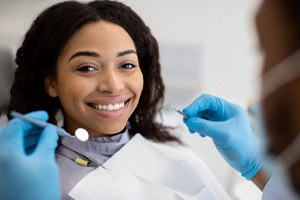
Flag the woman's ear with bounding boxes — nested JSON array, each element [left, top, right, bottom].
[[44, 75, 58, 97]]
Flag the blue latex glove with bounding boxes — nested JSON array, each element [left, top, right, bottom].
[[183, 94, 262, 180], [0, 111, 61, 200]]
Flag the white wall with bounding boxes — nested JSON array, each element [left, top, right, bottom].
[[0, 0, 263, 199]]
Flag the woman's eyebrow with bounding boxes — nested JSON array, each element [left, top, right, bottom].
[[69, 51, 100, 62], [68, 50, 137, 62], [117, 49, 137, 57]]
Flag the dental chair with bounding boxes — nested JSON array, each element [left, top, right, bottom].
[[0, 41, 16, 125]]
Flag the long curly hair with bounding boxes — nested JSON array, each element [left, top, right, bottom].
[[8, 0, 180, 143]]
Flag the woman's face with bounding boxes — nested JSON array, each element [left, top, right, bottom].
[[46, 21, 144, 137]]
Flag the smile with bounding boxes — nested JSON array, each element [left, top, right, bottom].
[[87, 102, 125, 111]]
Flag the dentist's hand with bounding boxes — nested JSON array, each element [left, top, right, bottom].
[[183, 94, 262, 180], [0, 111, 61, 200]]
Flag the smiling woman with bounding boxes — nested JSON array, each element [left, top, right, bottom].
[[8, 0, 178, 144], [45, 21, 143, 137], [3, 1, 230, 199]]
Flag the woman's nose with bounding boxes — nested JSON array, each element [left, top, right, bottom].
[[97, 69, 124, 93]]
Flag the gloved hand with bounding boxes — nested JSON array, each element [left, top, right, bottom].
[[0, 111, 61, 200], [183, 94, 262, 180]]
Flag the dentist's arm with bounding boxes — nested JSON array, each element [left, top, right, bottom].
[[183, 94, 268, 189], [0, 111, 61, 200]]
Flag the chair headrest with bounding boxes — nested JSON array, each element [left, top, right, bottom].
[[0, 42, 16, 113]]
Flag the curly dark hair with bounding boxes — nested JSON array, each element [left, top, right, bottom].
[[8, 0, 180, 143]]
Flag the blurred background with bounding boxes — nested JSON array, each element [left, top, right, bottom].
[[0, 0, 263, 199]]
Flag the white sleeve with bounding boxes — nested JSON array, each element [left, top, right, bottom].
[[262, 175, 299, 200]]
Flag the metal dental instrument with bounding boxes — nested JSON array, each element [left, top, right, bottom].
[[167, 102, 189, 118], [10, 111, 88, 141]]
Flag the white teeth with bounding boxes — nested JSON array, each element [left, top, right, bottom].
[[90, 102, 125, 111]]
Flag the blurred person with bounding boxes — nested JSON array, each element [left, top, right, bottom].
[[183, 0, 300, 199]]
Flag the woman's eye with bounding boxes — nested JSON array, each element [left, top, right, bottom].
[[122, 63, 135, 69], [76, 65, 97, 72]]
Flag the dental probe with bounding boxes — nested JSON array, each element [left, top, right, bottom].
[[10, 111, 89, 142], [167, 102, 189, 119]]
